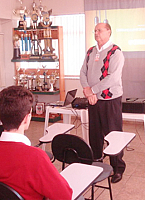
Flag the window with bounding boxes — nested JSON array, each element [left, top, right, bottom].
[[50, 14, 85, 76]]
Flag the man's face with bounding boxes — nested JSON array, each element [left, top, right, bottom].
[[94, 23, 111, 45]]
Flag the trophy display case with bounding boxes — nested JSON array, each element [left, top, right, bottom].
[[11, 26, 65, 122]]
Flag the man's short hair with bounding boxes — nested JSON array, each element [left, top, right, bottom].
[[0, 86, 33, 131]]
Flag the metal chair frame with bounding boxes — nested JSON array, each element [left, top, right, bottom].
[[0, 182, 24, 200], [52, 134, 113, 200]]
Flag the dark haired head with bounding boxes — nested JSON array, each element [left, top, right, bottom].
[[0, 86, 33, 131]]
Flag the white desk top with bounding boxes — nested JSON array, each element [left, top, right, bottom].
[[45, 106, 86, 115], [60, 163, 103, 200], [40, 123, 75, 143], [122, 113, 145, 120], [44, 106, 89, 145], [103, 131, 136, 156]]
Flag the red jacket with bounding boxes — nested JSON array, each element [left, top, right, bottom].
[[0, 141, 72, 200]]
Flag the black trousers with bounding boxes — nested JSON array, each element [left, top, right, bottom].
[[88, 96, 126, 174]]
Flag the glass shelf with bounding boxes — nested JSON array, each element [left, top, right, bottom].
[[14, 26, 58, 31], [11, 58, 59, 62], [31, 113, 61, 122], [31, 90, 60, 95]]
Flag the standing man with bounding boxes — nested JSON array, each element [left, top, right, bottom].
[[80, 23, 126, 183]]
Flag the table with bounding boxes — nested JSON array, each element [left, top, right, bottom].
[[44, 107, 145, 146], [122, 113, 145, 130], [44, 106, 89, 144], [103, 131, 136, 156], [60, 163, 103, 200], [39, 123, 75, 143]]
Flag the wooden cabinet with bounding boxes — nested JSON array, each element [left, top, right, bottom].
[[11, 26, 65, 122], [11, 26, 65, 101]]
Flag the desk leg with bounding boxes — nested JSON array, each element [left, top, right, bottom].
[[80, 110, 89, 145], [63, 114, 71, 124], [42, 107, 50, 151], [44, 107, 50, 136], [41, 144, 46, 151], [63, 114, 72, 134], [143, 115, 145, 132]]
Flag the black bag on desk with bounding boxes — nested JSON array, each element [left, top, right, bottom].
[[71, 97, 88, 109]]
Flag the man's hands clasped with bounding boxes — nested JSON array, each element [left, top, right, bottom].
[[83, 87, 98, 105]]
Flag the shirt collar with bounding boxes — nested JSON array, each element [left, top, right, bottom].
[[0, 132, 31, 146], [96, 39, 113, 52]]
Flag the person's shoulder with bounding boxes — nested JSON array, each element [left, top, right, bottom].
[[110, 44, 121, 51], [27, 145, 47, 154], [110, 44, 124, 59], [26, 145, 52, 165], [107, 44, 123, 55], [87, 46, 96, 54], [20, 144, 48, 158]]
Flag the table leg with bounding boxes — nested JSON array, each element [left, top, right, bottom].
[[63, 114, 71, 124], [80, 110, 89, 145], [44, 107, 50, 136], [42, 107, 50, 151], [62, 114, 72, 134], [144, 115, 145, 133]]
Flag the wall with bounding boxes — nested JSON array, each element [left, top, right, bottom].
[[2, 20, 15, 87], [0, 33, 5, 87], [0, 0, 85, 97], [0, 0, 15, 89], [23, 0, 84, 15], [0, 0, 13, 19], [122, 52, 145, 101], [65, 78, 84, 98]]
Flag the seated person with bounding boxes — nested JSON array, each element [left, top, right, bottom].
[[0, 85, 72, 200]]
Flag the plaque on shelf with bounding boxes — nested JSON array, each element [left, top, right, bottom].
[[29, 55, 41, 59], [21, 54, 30, 60]]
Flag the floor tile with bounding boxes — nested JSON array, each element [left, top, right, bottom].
[[25, 119, 145, 200]]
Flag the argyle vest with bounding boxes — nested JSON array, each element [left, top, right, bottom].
[[86, 45, 120, 99]]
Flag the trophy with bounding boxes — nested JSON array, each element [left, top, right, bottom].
[[13, 67, 28, 88], [13, 34, 20, 59], [39, 8, 52, 28], [43, 71, 48, 91], [19, 68, 28, 88], [42, 65, 48, 91], [30, 30, 42, 59], [13, 0, 29, 28], [42, 27, 57, 59], [35, 69, 42, 91], [30, 0, 39, 29], [49, 71, 58, 92], [37, 8, 57, 60], [20, 74, 28, 88], [13, 67, 21, 86], [29, 72, 35, 90], [38, 0, 48, 26]]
